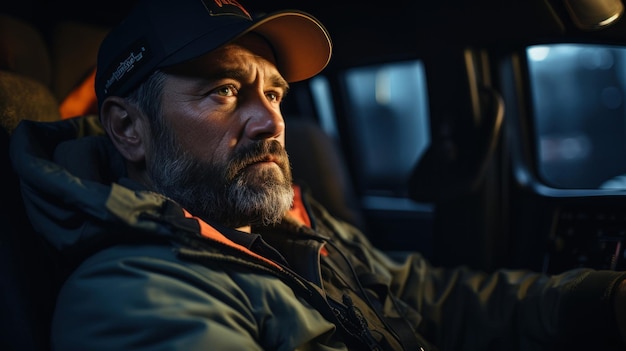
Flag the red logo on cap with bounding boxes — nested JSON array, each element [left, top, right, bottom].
[[203, 0, 252, 20]]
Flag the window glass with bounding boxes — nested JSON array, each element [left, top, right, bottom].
[[527, 44, 626, 189], [312, 61, 430, 198]]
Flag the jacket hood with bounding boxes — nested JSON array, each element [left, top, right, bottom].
[[9, 115, 169, 255]]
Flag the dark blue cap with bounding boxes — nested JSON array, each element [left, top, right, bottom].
[[95, 0, 332, 108]]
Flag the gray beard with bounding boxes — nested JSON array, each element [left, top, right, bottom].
[[147, 134, 294, 229]]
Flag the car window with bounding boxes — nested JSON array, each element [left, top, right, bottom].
[[527, 43, 626, 190], [311, 60, 431, 200]]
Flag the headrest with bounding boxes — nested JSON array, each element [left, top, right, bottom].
[[0, 71, 60, 134]]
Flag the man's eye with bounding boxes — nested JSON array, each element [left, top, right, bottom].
[[215, 85, 237, 97], [266, 92, 281, 102]]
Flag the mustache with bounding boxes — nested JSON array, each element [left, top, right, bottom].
[[226, 140, 289, 179]]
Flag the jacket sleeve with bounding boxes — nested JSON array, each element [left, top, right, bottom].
[[308, 194, 626, 351], [51, 245, 266, 351], [383, 252, 626, 351]]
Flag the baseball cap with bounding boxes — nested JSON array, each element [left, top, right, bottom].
[[95, 0, 332, 106]]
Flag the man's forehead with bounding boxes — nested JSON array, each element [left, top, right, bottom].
[[231, 32, 278, 65], [166, 34, 281, 79]]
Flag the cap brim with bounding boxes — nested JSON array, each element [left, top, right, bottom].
[[158, 11, 331, 84], [248, 11, 332, 83]]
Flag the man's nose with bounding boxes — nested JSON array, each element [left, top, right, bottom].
[[243, 98, 285, 140]]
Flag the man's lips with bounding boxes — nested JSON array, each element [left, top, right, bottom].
[[248, 160, 277, 168], [242, 154, 284, 171], [263, 155, 280, 163]]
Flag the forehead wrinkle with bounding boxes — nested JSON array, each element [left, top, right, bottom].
[[166, 42, 290, 94], [204, 65, 289, 93]]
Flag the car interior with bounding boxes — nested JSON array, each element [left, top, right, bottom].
[[2, 0, 626, 349]]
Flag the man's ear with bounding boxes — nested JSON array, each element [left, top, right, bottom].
[[100, 97, 147, 162]]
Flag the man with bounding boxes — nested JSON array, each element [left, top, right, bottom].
[[9, 0, 626, 349]]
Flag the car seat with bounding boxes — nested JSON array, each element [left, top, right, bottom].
[[408, 77, 505, 270], [286, 116, 365, 230]]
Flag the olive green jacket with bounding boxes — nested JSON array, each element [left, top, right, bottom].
[[10, 116, 626, 350]]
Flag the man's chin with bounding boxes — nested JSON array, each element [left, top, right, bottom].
[[227, 183, 294, 227]]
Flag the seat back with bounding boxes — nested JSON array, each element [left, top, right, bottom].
[[0, 13, 52, 87], [409, 86, 504, 203], [286, 117, 365, 231]]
